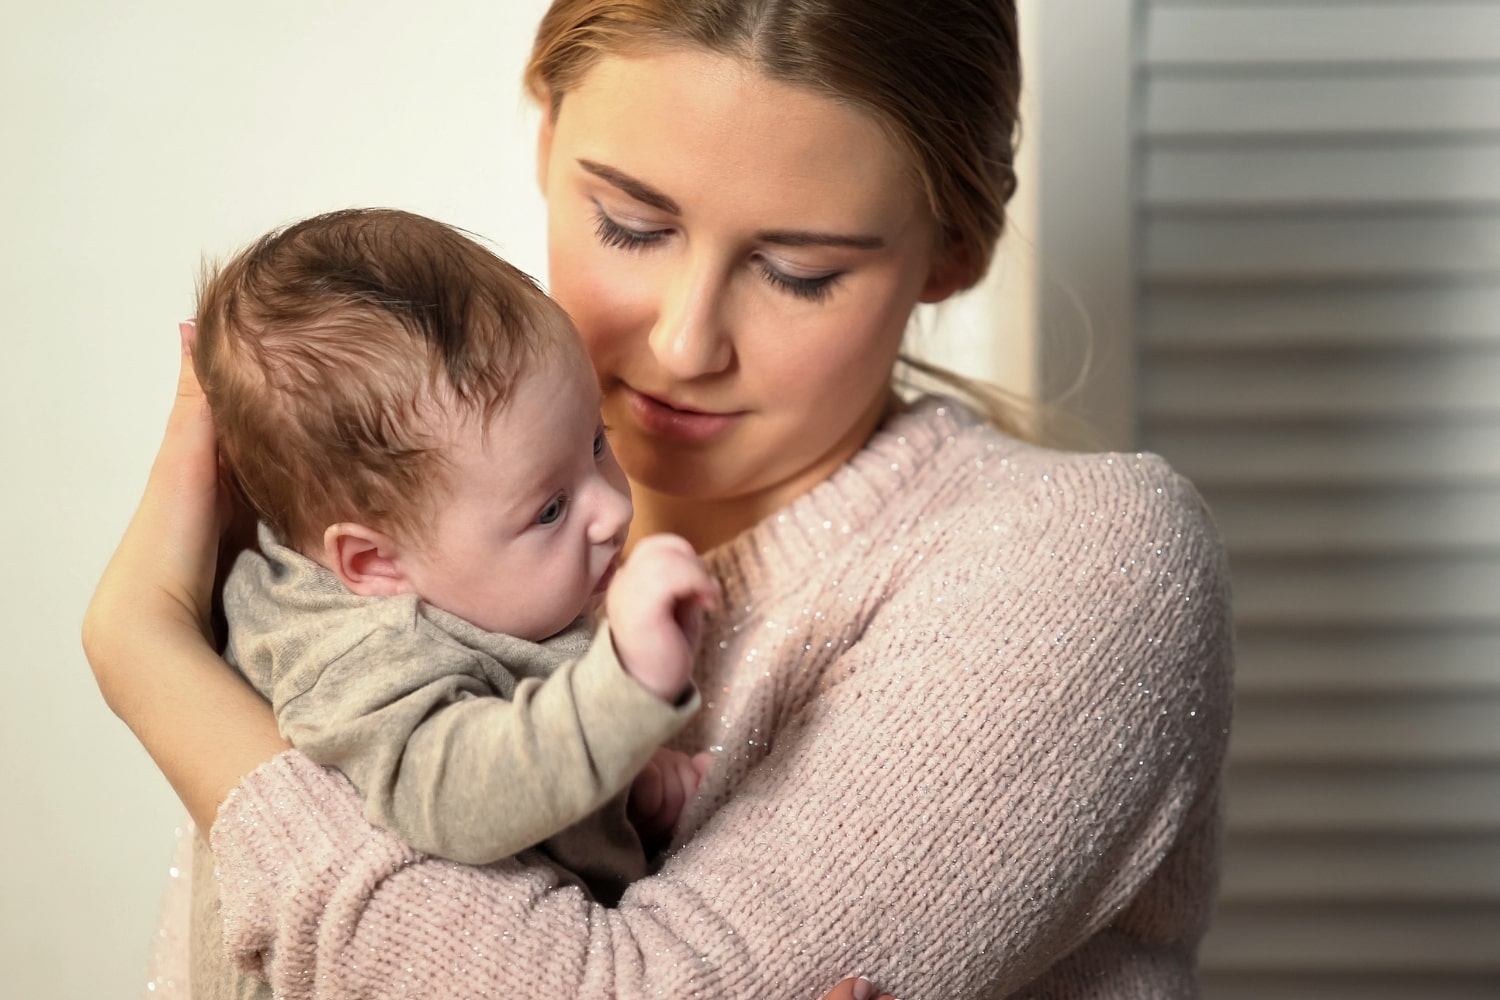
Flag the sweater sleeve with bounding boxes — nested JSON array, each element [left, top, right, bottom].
[[212, 464, 1233, 999], [279, 622, 697, 865]]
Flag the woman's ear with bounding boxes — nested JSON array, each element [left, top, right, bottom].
[[919, 243, 975, 304], [322, 523, 413, 597]]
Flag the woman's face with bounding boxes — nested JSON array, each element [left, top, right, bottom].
[[538, 48, 963, 539]]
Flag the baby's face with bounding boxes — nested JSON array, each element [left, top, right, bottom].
[[399, 349, 632, 640]]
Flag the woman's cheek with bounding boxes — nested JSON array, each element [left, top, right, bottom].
[[555, 246, 650, 350], [576, 277, 647, 370]]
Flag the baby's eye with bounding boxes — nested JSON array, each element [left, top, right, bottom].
[[537, 494, 568, 525], [593, 426, 607, 458]]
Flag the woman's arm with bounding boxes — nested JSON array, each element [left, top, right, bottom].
[[210, 467, 1233, 999], [82, 324, 288, 830]]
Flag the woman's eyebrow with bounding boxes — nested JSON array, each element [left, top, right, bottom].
[[577, 158, 885, 249], [578, 160, 679, 214], [754, 229, 885, 250]]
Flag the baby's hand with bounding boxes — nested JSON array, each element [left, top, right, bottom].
[[607, 533, 720, 703], [628, 747, 712, 848]]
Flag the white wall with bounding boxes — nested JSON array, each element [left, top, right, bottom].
[[0, 3, 1035, 995]]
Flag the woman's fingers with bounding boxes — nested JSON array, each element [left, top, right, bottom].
[[83, 322, 227, 695], [165, 321, 219, 507], [152, 320, 227, 628], [818, 977, 897, 1000]]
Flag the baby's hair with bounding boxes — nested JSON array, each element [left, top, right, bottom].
[[194, 208, 577, 552]]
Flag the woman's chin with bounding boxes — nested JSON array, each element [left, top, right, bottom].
[[629, 461, 741, 505]]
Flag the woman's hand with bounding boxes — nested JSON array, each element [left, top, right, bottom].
[[82, 322, 287, 830], [85, 322, 223, 655], [820, 977, 898, 1000]]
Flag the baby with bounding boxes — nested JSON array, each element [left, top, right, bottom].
[[192, 208, 718, 902]]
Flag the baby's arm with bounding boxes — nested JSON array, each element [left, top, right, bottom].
[[276, 624, 686, 865], [274, 534, 718, 867], [607, 535, 722, 848]]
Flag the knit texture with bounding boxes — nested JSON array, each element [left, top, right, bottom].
[[207, 396, 1234, 999]]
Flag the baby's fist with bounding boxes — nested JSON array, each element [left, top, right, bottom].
[[628, 747, 713, 848], [607, 534, 719, 703]]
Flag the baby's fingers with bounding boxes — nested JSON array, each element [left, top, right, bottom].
[[668, 747, 703, 802], [628, 758, 665, 825], [651, 750, 696, 837]]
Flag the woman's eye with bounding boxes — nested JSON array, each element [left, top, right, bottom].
[[758, 261, 841, 303], [537, 494, 568, 525], [592, 206, 668, 252]]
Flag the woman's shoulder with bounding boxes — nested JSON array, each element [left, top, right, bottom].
[[890, 396, 1220, 550], [872, 398, 1234, 724], [870, 399, 1231, 648]]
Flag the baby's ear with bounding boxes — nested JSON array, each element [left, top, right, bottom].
[[323, 523, 413, 597]]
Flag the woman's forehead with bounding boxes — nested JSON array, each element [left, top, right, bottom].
[[552, 48, 926, 232]]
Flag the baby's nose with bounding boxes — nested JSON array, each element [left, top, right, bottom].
[[591, 479, 633, 545]]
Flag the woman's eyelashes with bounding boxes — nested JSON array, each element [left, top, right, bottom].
[[756, 261, 841, 303], [590, 203, 843, 303], [592, 208, 667, 252]]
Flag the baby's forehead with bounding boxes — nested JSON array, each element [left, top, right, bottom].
[[527, 341, 601, 419], [437, 351, 599, 465]]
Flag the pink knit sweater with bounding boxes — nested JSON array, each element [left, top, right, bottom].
[[194, 397, 1233, 998]]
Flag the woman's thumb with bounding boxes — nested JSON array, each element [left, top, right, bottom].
[[177, 320, 203, 400]]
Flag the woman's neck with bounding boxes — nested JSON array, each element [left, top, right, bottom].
[[625, 481, 795, 555]]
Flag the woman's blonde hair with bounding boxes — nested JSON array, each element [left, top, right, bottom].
[[525, 0, 1035, 438]]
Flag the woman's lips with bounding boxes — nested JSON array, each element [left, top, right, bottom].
[[624, 387, 743, 444]]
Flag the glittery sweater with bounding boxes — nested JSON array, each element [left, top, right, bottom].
[[199, 396, 1234, 999]]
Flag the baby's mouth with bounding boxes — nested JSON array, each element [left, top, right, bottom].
[[593, 555, 619, 595]]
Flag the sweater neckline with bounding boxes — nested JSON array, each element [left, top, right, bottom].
[[701, 396, 993, 609]]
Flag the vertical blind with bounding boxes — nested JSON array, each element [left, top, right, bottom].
[[1136, 3, 1500, 997]]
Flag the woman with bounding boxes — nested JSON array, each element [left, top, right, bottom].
[[86, 1, 1233, 997]]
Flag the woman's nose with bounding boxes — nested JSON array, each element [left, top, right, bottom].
[[647, 260, 733, 380]]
